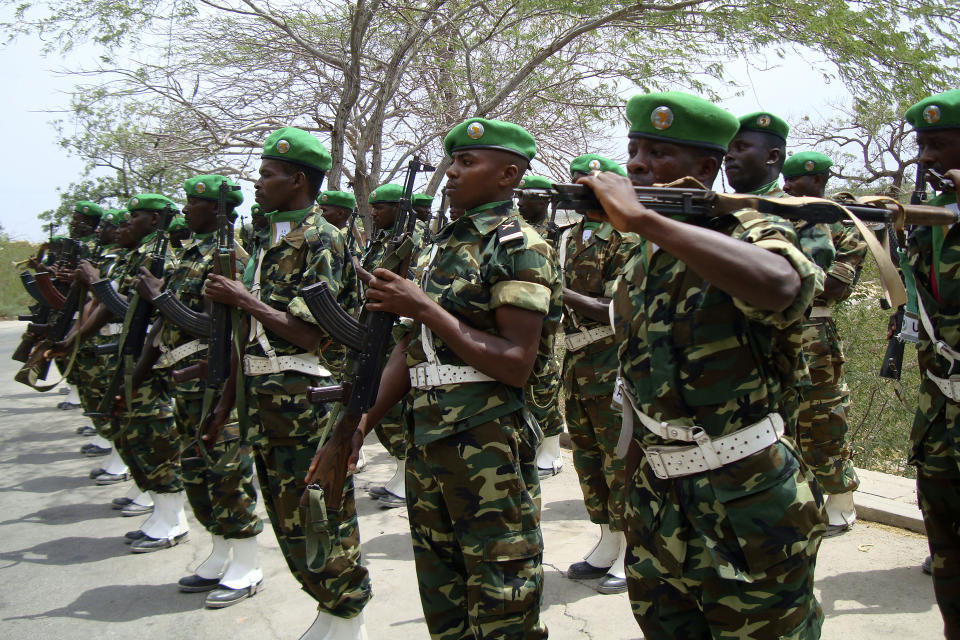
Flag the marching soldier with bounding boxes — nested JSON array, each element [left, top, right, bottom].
[[784, 151, 868, 536], [135, 175, 265, 607], [167, 214, 192, 250], [202, 127, 371, 638], [560, 153, 636, 594], [334, 116, 557, 639], [517, 174, 555, 240], [412, 192, 434, 223], [318, 190, 363, 260], [583, 91, 826, 638], [902, 89, 960, 636], [725, 111, 789, 195]]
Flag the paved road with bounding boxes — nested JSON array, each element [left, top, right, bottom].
[[0, 321, 943, 639]]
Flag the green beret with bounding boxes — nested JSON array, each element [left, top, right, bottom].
[[737, 111, 789, 142], [126, 193, 177, 213], [50, 235, 67, 242], [318, 190, 356, 210], [250, 204, 263, 217], [261, 126, 332, 172], [906, 89, 960, 132], [102, 209, 124, 226], [782, 151, 833, 178], [167, 215, 188, 232], [411, 193, 434, 207], [183, 175, 244, 206], [444, 117, 536, 161], [627, 91, 739, 153], [569, 154, 627, 177], [74, 201, 104, 218], [369, 184, 404, 204], [519, 175, 554, 189]]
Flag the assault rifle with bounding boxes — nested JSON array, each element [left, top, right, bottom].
[[93, 205, 174, 416], [12, 273, 52, 363], [301, 158, 434, 510]]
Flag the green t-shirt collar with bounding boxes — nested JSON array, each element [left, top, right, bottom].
[[265, 206, 313, 225], [747, 179, 780, 196]]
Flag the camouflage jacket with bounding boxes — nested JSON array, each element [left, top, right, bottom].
[[816, 222, 867, 306], [157, 232, 249, 394], [562, 219, 638, 397], [612, 210, 821, 445], [361, 217, 426, 276], [794, 221, 836, 276], [907, 192, 960, 476], [242, 206, 360, 399], [404, 202, 562, 446]]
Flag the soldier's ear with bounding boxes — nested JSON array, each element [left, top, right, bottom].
[[694, 155, 720, 185]]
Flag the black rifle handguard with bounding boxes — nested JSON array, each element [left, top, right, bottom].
[[91, 279, 130, 319], [94, 342, 119, 356], [153, 290, 212, 338], [302, 281, 366, 353], [20, 272, 46, 306]]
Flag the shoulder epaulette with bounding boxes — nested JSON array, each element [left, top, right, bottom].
[[497, 219, 525, 246]]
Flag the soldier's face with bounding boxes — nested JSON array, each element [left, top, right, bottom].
[[183, 196, 218, 233], [254, 159, 300, 213], [71, 213, 92, 238], [413, 205, 431, 222], [320, 205, 351, 229], [116, 222, 136, 248], [251, 213, 267, 229], [101, 225, 118, 245], [724, 131, 778, 192], [626, 137, 718, 187], [126, 209, 157, 244], [917, 129, 960, 179], [370, 202, 398, 230], [783, 173, 825, 198], [517, 193, 548, 222], [445, 149, 522, 211]]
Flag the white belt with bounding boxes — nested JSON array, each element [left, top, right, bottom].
[[99, 323, 122, 337], [808, 306, 832, 319], [155, 340, 207, 369], [243, 353, 331, 377], [564, 325, 614, 351], [926, 371, 960, 402], [409, 363, 494, 389]]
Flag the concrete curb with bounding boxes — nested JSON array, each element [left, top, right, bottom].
[[854, 467, 926, 534]]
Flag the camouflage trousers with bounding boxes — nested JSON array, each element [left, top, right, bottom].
[[526, 383, 564, 439], [405, 414, 548, 640], [917, 472, 960, 638], [175, 393, 262, 539], [374, 401, 408, 460], [797, 317, 859, 495], [624, 439, 825, 639], [113, 415, 184, 493], [566, 392, 625, 531], [73, 342, 114, 432], [247, 392, 371, 618]]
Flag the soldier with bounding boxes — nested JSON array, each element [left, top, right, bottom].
[[70, 200, 105, 260], [135, 175, 265, 607], [784, 151, 867, 536], [240, 203, 269, 255], [412, 193, 434, 222], [71, 194, 189, 552], [167, 214, 192, 250], [902, 89, 960, 636], [358, 183, 425, 507], [331, 116, 557, 639], [561, 153, 636, 594], [318, 190, 364, 260], [202, 127, 370, 638], [517, 174, 555, 240], [583, 91, 826, 638], [724, 111, 789, 195]]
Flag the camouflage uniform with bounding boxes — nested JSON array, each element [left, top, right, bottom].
[[154, 232, 262, 540], [402, 202, 559, 640], [612, 210, 827, 639], [107, 234, 181, 494], [241, 207, 370, 618], [796, 222, 866, 494], [561, 219, 637, 532], [907, 192, 960, 635]]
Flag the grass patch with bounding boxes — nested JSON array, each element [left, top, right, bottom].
[[0, 240, 40, 319]]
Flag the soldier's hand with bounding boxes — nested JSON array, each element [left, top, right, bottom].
[[945, 169, 960, 194], [73, 260, 100, 286], [886, 313, 898, 340], [575, 171, 653, 234], [365, 268, 431, 318], [201, 403, 230, 450], [346, 424, 365, 472], [203, 273, 250, 307], [135, 267, 165, 301]]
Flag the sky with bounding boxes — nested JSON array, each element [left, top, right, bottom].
[[0, 29, 851, 243]]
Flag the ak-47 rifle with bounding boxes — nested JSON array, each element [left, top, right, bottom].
[[12, 273, 53, 363], [37, 238, 83, 343], [879, 166, 927, 380], [300, 158, 434, 511], [93, 205, 175, 417]]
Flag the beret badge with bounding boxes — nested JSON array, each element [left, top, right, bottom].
[[321, 194, 328, 202], [756, 114, 772, 128], [804, 160, 816, 172], [82, 206, 89, 213], [650, 106, 674, 130], [467, 122, 484, 139], [195, 182, 206, 194], [130, 198, 139, 208], [924, 105, 942, 124], [276, 139, 291, 153], [588, 159, 601, 170]]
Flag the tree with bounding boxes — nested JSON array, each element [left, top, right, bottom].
[[8, 0, 960, 218]]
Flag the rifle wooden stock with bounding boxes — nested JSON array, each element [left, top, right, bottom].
[[33, 272, 66, 310], [173, 361, 207, 384]]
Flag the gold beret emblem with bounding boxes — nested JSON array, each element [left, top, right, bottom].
[[82, 206, 89, 213], [588, 159, 601, 170], [130, 198, 139, 208], [804, 160, 816, 172], [195, 182, 206, 194], [371, 191, 377, 199], [651, 106, 674, 130], [924, 105, 942, 124], [276, 139, 291, 153], [321, 193, 328, 202], [467, 122, 484, 140], [756, 114, 772, 128]]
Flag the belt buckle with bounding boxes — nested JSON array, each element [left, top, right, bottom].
[[644, 449, 669, 479]]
